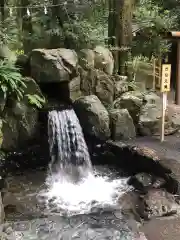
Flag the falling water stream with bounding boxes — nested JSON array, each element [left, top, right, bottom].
[[43, 109, 130, 215], [2, 109, 145, 239]]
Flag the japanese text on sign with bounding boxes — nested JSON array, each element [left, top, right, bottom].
[[161, 64, 171, 92]]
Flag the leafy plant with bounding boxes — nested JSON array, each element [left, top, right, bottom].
[[0, 60, 26, 101], [127, 55, 153, 81], [25, 94, 45, 109], [0, 60, 45, 109], [133, 0, 177, 57]]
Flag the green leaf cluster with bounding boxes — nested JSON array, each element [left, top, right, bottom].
[[0, 60, 45, 109]]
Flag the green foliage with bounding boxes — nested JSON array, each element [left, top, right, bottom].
[[63, 20, 107, 49], [0, 0, 180, 70], [133, 0, 177, 57], [0, 60, 26, 101], [0, 13, 20, 49], [25, 94, 45, 109], [0, 0, 108, 52], [127, 55, 153, 80], [0, 60, 45, 109]]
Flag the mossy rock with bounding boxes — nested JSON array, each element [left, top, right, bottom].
[[1, 77, 43, 151]]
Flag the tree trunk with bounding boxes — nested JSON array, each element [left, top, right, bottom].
[[0, 0, 11, 60], [21, 0, 33, 53], [0, 0, 5, 22], [108, 0, 119, 73], [108, 0, 133, 75]]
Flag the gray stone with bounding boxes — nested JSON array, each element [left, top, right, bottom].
[[78, 49, 95, 70], [109, 109, 136, 140], [114, 75, 128, 82], [167, 104, 180, 129], [74, 95, 110, 140], [69, 76, 82, 101], [79, 68, 97, 95], [2, 77, 42, 150], [118, 190, 143, 222], [114, 75, 129, 99], [80, 68, 114, 107], [144, 91, 161, 105], [139, 93, 178, 136], [138, 103, 161, 136], [143, 189, 179, 219], [95, 70, 114, 107], [93, 45, 114, 75], [78, 46, 114, 75], [113, 91, 143, 123], [29, 48, 78, 82]]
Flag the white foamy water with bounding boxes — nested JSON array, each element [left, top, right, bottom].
[[39, 170, 131, 215], [42, 109, 131, 215]]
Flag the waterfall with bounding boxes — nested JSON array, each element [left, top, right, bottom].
[[43, 108, 130, 215], [48, 109, 92, 182]]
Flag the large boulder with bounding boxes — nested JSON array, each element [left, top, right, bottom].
[[138, 103, 162, 136], [74, 95, 110, 140], [79, 68, 96, 95], [78, 46, 114, 75], [93, 45, 114, 75], [80, 68, 114, 106], [97, 142, 171, 179], [113, 91, 143, 124], [138, 92, 178, 136], [143, 189, 179, 219], [78, 49, 95, 70], [29, 48, 78, 83], [167, 104, 180, 129], [138, 103, 176, 136], [1, 77, 43, 151], [119, 188, 179, 222], [109, 109, 136, 140], [94, 70, 114, 106], [69, 76, 82, 101], [143, 91, 161, 105], [118, 190, 145, 222]]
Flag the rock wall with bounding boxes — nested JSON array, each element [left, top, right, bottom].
[[0, 77, 43, 151], [9, 45, 178, 149]]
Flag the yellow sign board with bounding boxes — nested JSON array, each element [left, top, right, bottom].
[[161, 64, 171, 92]]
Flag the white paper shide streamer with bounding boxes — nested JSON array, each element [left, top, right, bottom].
[[9, 8, 12, 16], [27, 8, 30, 16], [44, 6, 47, 14]]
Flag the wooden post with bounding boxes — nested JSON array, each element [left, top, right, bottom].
[[153, 57, 156, 90], [176, 40, 180, 105], [160, 64, 171, 142], [160, 92, 167, 142]]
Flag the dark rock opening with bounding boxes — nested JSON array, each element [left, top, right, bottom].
[[39, 81, 72, 105]]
